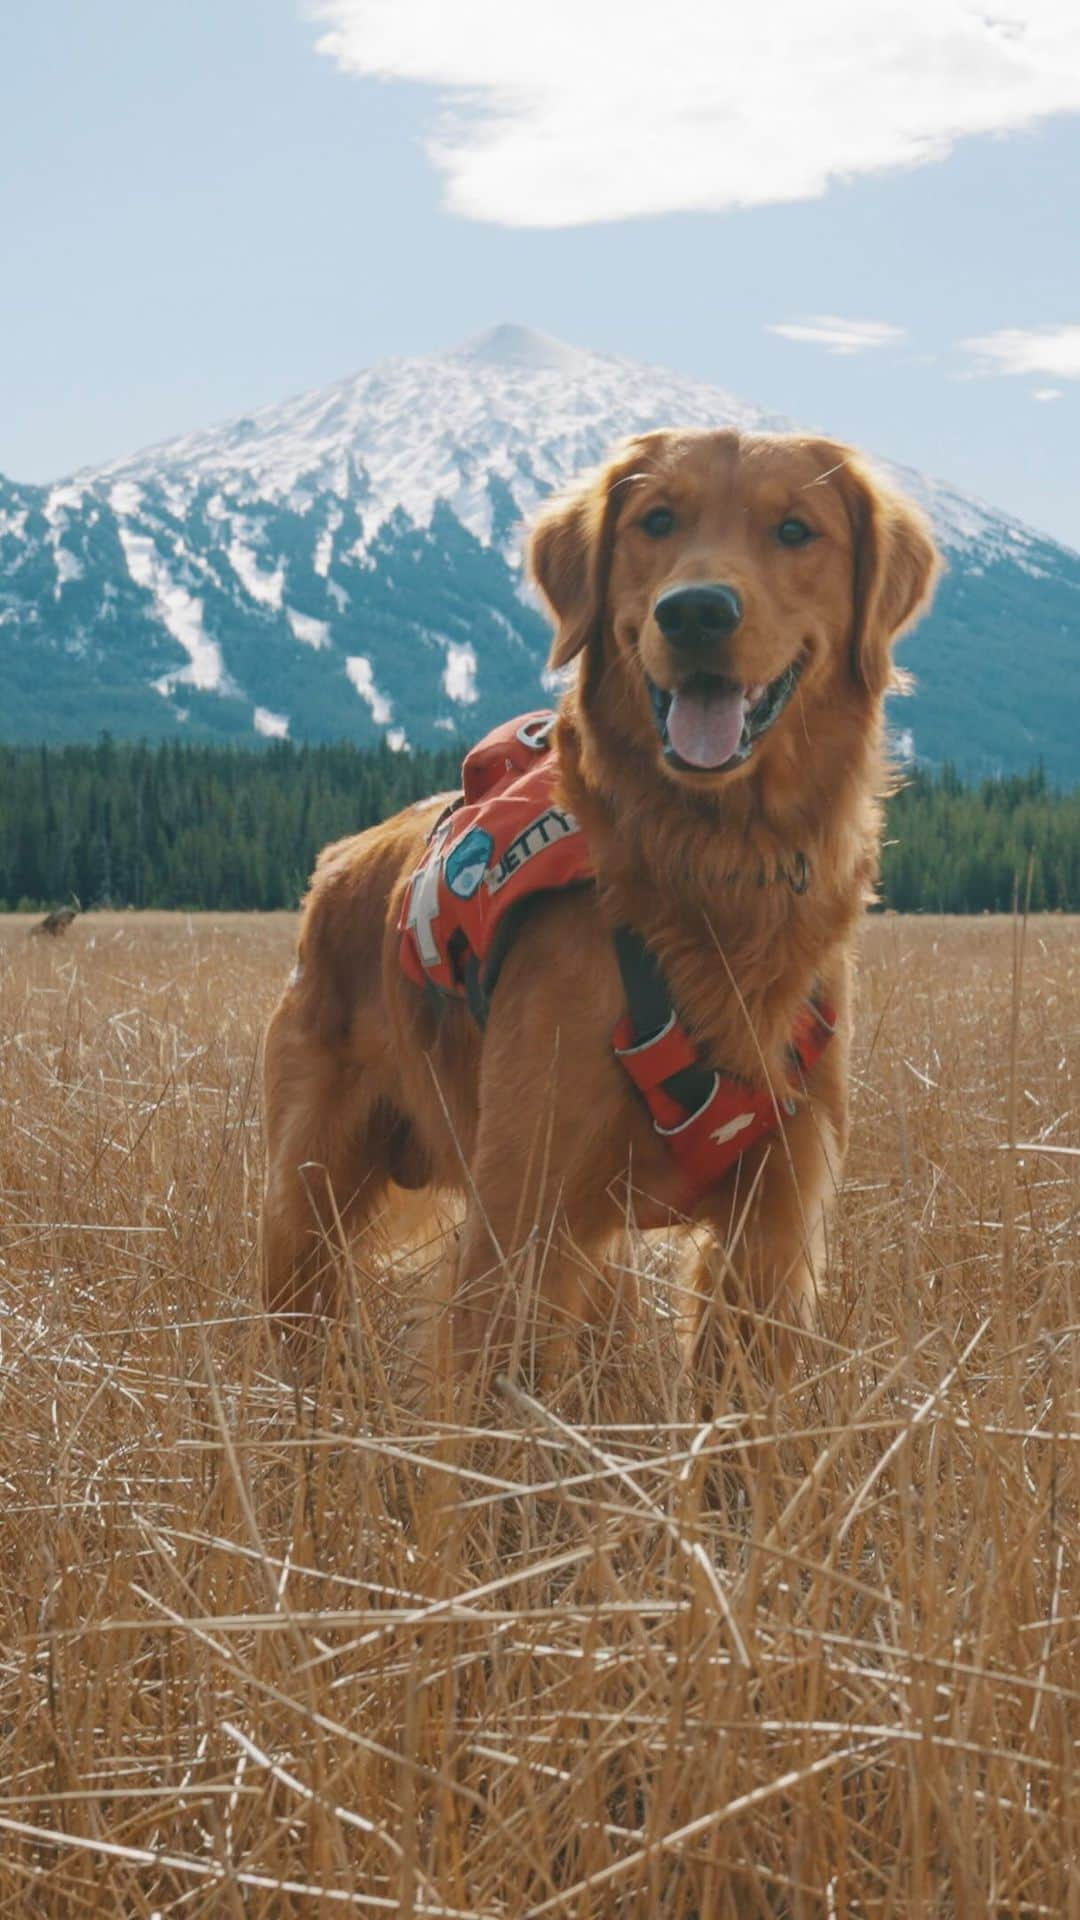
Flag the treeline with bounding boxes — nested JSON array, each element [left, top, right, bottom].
[[881, 766, 1080, 913], [0, 741, 1076, 914], [0, 738, 461, 913]]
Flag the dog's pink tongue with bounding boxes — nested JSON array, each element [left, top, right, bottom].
[[666, 681, 745, 769]]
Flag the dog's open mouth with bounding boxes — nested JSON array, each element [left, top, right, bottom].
[[646, 658, 805, 774]]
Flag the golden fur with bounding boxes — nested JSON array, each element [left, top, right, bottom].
[[261, 429, 940, 1381]]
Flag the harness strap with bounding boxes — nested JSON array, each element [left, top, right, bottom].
[[611, 923, 836, 1209], [612, 926, 714, 1117]]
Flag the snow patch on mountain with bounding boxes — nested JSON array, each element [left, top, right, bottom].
[[442, 640, 479, 705], [46, 484, 84, 519], [287, 607, 331, 649], [118, 527, 227, 694], [53, 547, 84, 590], [345, 655, 393, 726], [254, 706, 289, 739], [227, 539, 285, 609], [313, 506, 342, 576], [0, 507, 28, 542], [45, 484, 86, 595], [109, 480, 143, 517]]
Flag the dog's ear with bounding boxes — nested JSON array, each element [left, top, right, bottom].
[[842, 458, 942, 698], [528, 489, 602, 669], [528, 438, 657, 671]]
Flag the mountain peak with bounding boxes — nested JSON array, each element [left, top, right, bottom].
[[4, 324, 1077, 775], [451, 323, 594, 375]]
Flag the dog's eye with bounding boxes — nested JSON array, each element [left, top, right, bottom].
[[776, 517, 816, 547], [640, 507, 675, 539]]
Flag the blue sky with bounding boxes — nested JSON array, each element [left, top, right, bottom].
[[2, 0, 1078, 546]]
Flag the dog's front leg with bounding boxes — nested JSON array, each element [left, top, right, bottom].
[[446, 1200, 637, 1391], [437, 900, 645, 1391], [690, 1097, 842, 1388]]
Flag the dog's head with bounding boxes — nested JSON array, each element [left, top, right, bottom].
[[529, 429, 940, 788]]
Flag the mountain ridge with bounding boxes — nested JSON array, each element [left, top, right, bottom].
[[1, 326, 1077, 776]]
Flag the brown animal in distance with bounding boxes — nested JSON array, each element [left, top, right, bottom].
[[32, 905, 79, 938], [261, 429, 940, 1383]]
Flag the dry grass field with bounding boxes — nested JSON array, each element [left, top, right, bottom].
[[0, 910, 1076, 1917]]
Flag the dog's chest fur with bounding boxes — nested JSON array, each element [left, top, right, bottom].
[[560, 722, 876, 1084]]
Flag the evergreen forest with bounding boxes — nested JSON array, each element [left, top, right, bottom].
[[0, 740, 1076, 916]]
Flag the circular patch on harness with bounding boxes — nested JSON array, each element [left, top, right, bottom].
[[445, 828, 494, 900]]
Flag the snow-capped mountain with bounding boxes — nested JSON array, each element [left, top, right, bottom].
[[2, 323, 1077, 776]]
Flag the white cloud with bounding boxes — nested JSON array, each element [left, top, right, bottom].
[[1032, 387, 1065, 401], [767, 316, 906, 356], [308, 1, 1080, 227], [254, 706, 290, 738], [962, 326, 1080, 379]]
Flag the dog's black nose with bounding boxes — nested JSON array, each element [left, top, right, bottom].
[[654, 584, 743, 649]]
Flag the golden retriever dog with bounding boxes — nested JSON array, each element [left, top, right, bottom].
[[261, 429, 939, 1383]]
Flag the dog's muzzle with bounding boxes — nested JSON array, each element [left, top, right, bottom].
[[646, 656, 805, 774]]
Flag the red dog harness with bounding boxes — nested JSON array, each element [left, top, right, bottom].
[[399, 712, 835, 1210], [400, 712, 594, 1016]]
